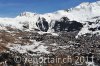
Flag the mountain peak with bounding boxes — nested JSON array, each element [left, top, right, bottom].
[[80, 2, 90, 6], [96, 1, 100, 4], [19, 12, 37, 17]]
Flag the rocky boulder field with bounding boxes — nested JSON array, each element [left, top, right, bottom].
[[0, 29, 100, 66]]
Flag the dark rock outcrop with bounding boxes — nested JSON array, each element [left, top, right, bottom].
[[36, 17, 83, 32], [36, 17, 49, 32]]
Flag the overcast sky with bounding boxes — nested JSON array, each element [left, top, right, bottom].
[[0, 0, 96, 17]]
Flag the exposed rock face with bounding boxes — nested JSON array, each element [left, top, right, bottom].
[[54, 20, 83, 32], [36, 17, 49, 32], [36, 17, 83, 32]]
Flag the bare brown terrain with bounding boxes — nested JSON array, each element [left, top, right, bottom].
[[0, 28, 100, 66]]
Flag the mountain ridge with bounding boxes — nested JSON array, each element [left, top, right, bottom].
[[0, 1, 100, 37]]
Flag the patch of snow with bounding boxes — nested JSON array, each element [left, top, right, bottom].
[[50, 43, 57, 46], [37, 31, 59, 36], [9, 40, 50, 54], [86, 62, 98, 66]]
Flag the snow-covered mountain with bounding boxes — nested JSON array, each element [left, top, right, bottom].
[[1, 1, 100, 66], [0, 1, 100, 37]]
